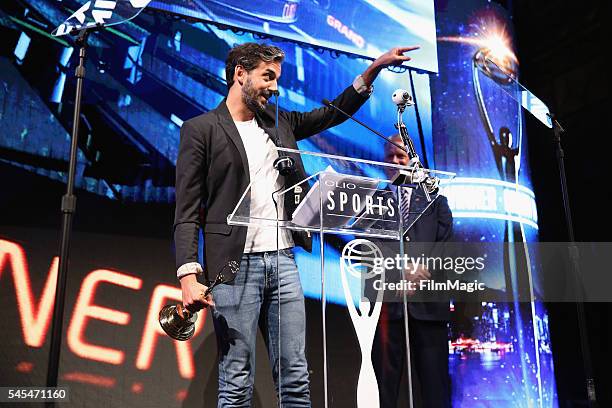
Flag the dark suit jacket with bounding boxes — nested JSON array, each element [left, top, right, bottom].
[[174, 85, 368, 282], [378, 188, 453, 321], [404, 189, 453, 321]]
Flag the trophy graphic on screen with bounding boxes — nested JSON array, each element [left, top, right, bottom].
[[472, 48, 520, 183], [472, 46, 532, 301]]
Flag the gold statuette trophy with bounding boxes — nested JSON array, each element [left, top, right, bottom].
[[159, 261, 239, 341]]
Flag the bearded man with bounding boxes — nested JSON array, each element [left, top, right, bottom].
[[174, 42, 419, 407]]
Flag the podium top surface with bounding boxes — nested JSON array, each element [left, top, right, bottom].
[[227, 148, 456, 240]]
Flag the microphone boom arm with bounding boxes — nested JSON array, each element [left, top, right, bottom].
[[394, 102, 439, 202], [322, 99, 408, 153]]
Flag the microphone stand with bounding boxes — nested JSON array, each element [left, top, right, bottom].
[[272, 92, 295, 176], [550, 114, 597, 407], [394, 103, 434, 202], [46, 23, 104, 398]]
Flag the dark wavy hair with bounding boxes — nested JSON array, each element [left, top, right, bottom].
[[225, 43, 285, 90]]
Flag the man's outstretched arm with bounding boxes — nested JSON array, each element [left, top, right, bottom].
[[286, 45, 420, 140], [361, 46, 420, 88]]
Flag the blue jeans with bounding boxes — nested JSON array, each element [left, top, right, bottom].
[[211, 249, 311, 407]]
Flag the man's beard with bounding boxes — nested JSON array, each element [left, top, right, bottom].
[[241, 77, 267, 113]]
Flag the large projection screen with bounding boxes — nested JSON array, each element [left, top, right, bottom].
[[149, 0, 439, 73]]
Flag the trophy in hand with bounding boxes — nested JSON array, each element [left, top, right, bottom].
[[159, 261, 239, 341]]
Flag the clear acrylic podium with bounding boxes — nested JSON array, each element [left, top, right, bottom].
[[227, 147, 455, 408]]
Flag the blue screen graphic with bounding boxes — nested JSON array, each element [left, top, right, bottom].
[[149, 0, 439, 72], [0, 0, 557, 406]]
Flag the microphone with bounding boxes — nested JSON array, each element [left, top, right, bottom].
[[391, 89, 414, 107], [321, 99, 407, 153], [271, 92, 295, 176], [269, 89, 280, 96]]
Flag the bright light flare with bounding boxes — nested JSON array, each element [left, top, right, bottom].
[[439, 18, 518, 77]]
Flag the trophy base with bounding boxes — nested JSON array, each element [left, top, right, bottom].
[[159, 304, 198, 341]]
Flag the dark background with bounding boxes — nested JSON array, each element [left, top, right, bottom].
[[512, 0, 610, 406]]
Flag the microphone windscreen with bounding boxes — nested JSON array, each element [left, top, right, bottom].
[[322, 98, 331, 106]]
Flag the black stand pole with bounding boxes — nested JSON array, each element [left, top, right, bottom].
[[551, 114, 597, 407], [45, 28, 92, 399]]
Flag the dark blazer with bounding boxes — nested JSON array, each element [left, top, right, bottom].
[[377, 188, 453, 321], [174, 85, 368, 282], [404, 189, 453, 321]]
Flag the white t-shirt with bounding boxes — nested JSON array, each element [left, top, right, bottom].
[[176, 76, 372, 278], [234, 118, 294, 253]]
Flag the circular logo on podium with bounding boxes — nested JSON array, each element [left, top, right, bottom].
[[340, 239, 383, 279]]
